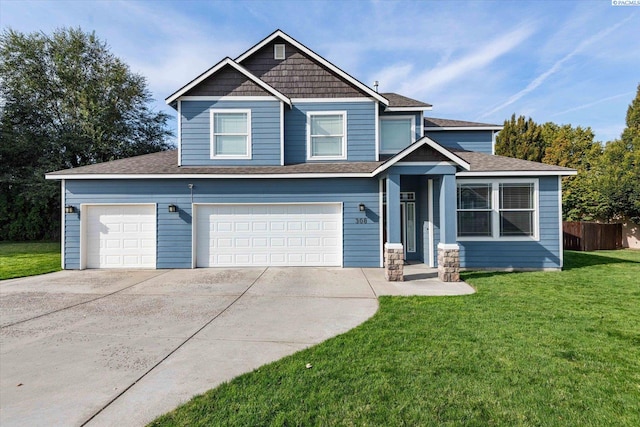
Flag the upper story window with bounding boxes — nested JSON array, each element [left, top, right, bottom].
[[380, 116, 415, 153], [210, 109, 251, 159], [307, 111, 347, 160], [457, 179, 538, 240]]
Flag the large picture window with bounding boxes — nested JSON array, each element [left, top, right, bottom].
[[210, 109, 251, 158], [380, 116, 415, 153], [307, 111, 346, 159], [457, 180, 538, 240]]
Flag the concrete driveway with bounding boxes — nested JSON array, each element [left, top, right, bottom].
[[1, 268, 380, 427]]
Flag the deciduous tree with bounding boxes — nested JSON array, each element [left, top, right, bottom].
[[0, 28, 172, 240], [593, 84, 640, 223]]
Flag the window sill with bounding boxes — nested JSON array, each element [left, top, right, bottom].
[[457, 236, 540, 242], [210, 155, 252, 160], [306, 156, 347, 161]]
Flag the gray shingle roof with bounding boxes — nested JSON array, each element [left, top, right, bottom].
[[46, 148, 574, 178], [452, 150, 574, 173], [424, 117, 502, 128], [46, 150, 384, 176], [381, 93, 432, 108]]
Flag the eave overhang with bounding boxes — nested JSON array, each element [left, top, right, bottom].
[[165, 57, 291, 107]]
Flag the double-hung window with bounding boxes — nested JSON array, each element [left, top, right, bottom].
[[307, 111, 346, 160], [210, 109, 251, 159], [457, 184, 493, 237], [379, 116, 415, 153], [457, 179, 538, 240], [499, 183, 535, 236]]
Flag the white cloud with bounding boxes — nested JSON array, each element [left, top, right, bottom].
[[551, 91, 635, 118], [478, 14, 635, 119], [392, 24, 535, 98]]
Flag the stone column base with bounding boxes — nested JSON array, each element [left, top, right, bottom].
[[384, 243, 404, 281], [437, 243, 460, 282]]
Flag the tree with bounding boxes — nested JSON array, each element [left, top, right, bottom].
[[0, 28, 172, 240], [541, 123, 599, 169], [495, 114, 546, 162], [538, 122, 604, 221], [592, 84, 640, 223]]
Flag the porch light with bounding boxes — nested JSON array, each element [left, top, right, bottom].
[[359, 203, 366, 212], [65, 205, 75, 214], [168, 204, 178, 213]]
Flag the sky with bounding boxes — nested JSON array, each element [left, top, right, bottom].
[[1, 0, 638, 143]]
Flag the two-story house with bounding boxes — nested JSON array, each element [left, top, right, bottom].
[[46, 30, 575, 281]]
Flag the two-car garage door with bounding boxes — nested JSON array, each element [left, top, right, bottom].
[[195, 203, 342, 267]]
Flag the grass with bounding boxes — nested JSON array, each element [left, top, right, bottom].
[[0, 241, 61, 280], [150, 250, 640, 426]]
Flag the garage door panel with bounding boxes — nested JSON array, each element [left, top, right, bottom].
[[85, 205, 156, 269], [196, 203, 341, 267]]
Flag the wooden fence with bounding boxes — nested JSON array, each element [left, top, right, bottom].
[[563, 222, 622, 251]]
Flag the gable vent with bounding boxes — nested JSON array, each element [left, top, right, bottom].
[[274, 44, 285, 60]]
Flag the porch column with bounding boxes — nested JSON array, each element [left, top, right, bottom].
[[385, 173, 403, 281], [438, 173, 460, 282]]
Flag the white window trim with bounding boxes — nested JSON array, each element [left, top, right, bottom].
[[379, 115, 416, 154], [210, 109, 252, 159], [306, 111, 347, 160], [274, 44, 285, 60], [456, 178, 539, 242]]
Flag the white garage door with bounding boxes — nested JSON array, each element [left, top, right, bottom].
[[196, 203, 342, 267], [84, 204, 156, 268]]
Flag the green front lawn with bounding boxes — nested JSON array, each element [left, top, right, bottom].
[[150, 250, 640, 426], [0, 241, 61, 280]]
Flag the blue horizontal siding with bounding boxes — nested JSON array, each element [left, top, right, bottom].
[[426, 130, 494, 154], [63, 174, 562, 270], [64, 178, 381, 269], [285, 101, 376, 164], [181, 100, 281, 166], [457, 177, 561, 269]]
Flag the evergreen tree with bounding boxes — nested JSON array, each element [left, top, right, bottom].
[[495, 114, 546, 162]]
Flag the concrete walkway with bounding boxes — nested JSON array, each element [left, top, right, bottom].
[[0, 267, 473, 427]]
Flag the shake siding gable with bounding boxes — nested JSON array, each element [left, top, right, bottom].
[[285, 101, 376, 164], [426, 130, 494, 154], [240, 39, 370, 98], [64, 178, 381, 269], [181, 100, 281, 166], [184, 64, 270, 97]]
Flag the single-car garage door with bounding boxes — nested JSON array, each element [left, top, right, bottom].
[[84, 204, 156, 269], [196, 203, 342, 267]]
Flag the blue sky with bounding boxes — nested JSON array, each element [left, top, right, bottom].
[[2, 0, 638, 143]]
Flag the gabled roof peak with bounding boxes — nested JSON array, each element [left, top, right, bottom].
[[235, 30, 389, 106], [165, 57, 291, 107]]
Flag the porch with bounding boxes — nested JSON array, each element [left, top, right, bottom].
[[362, 262, 474, 296]]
